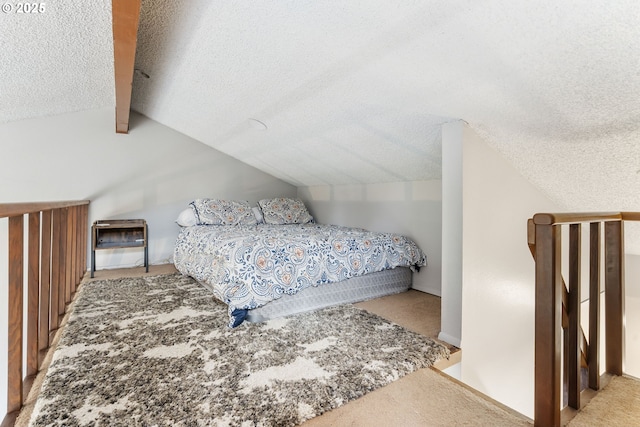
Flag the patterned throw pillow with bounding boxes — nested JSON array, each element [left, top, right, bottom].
[[258, 198, 313, 225], [189, 199, 258, 226]]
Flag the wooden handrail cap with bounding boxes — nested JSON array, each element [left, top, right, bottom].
[[0, 200, 90, 218], [533, 212, 622, 225], [621, 212, 640, 221]]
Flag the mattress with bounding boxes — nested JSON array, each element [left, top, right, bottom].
[[245, 267, 412, 323]]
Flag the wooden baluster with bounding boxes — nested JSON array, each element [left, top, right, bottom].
[[589, 222, 601, 390], [7, 215, 24, 418], [58, 207, 68, 319], [534, 223, 562, 427], [604, 220, 624, 375], [83, 204, 89, 277], [50, 209, 61, 333], [69, 206, 76, 294], [72, 205, 80, 291], [39, 210, 52, 365], [568, 224, 581, 409], [25, 212, 41, 394], [65, 206, 73, 304], [75, 205, 81, 289]]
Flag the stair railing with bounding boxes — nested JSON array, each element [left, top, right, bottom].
[[0, 201, 89, 427], [529, 212, 636, 427]]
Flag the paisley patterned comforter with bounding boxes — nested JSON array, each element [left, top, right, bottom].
[[173, 223, 426, 327]]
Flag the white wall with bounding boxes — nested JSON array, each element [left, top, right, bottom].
[[439, 121, 464, 347], [0, 108, 296, 417], [625, 254, 640, 377], [626, 254, 640, 299], [459, 125, 560, 418], [298, 180, 442, 296]]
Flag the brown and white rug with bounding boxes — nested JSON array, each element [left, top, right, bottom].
[[29, 273, 449, 426]]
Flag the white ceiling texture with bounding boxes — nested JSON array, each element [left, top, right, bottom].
[[2, 1, 640, 215]]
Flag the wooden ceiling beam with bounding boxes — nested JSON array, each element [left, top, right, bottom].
[[112, 0, 141, 134]]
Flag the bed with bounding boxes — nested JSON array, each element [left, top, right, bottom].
[[173, 198, 426, 327]]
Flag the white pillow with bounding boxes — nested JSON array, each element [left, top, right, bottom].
[[252, 206, 264, 224], [176, 207, 198, 227]]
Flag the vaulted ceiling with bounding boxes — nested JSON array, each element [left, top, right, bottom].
[[2, 1, 640, 214]]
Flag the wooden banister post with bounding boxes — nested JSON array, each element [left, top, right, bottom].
[[82, 204, 89, 276], [604, 220, 624, 375], [26, 212, 41, 391], [65, 206, 73, 304], [69, 206, 77, 294], [588, 222, 601, 390], [567, 224, 581, 409], [534, 223, 562, 427], [59, 207, 68, 316], [39, 210, 52, 365], [50, 209, 61, 333], [7, 215, 24, 417]]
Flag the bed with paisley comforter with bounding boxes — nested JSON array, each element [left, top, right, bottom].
[[173, 198, 427, 327]]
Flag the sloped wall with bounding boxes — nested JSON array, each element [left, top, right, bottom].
[[0, 108, 296, 268]]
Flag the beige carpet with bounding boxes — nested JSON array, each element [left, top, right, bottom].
[[568, 375, 640, 426], [303, 367, 532, 427], [355, 289, 443, 339]]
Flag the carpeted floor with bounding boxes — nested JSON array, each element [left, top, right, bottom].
[[567, 375, 640, 426], [27, 273, 449, 426], [19, 266, 640, 426], [302, 367, 533, 427]]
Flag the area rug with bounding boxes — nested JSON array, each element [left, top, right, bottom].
[[29, 273, 449, 426]]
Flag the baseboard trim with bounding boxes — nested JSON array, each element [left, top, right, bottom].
[[438, 331, 461, 348]]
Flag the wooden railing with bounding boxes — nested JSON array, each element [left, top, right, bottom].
[[0, 201, 89, 427], [529, 212, 637, 427]]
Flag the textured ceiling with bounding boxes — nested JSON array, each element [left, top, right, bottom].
[[0, 0, 114, 122], [131, 1, 455, 186], [2, 1, 640, 213]]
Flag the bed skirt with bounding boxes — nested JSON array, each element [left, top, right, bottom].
[[244, 267, 412, 323]]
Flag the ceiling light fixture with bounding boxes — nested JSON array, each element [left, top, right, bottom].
[[248, 118, 268, 130]]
